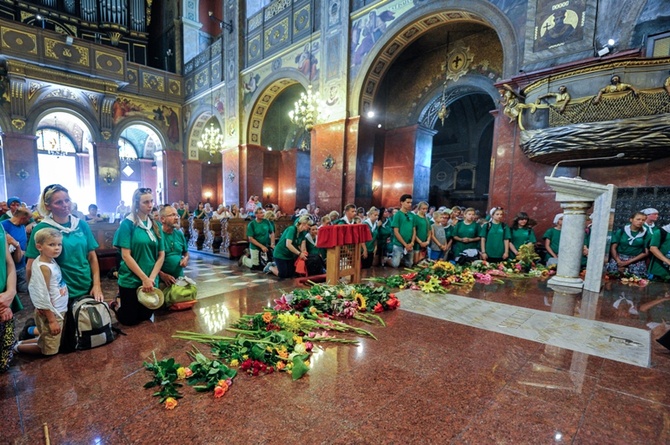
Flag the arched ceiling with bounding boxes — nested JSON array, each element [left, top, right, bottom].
[[357, 11, 490, 115]]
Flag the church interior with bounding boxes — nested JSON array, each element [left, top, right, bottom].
[[2, 0, 670, 443]]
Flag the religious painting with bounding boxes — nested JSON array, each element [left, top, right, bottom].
[[533, 0, 586, 52], [294, 42, 319, 81], [351, 9, 395, 70]]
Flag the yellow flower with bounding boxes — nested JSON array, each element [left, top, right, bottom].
[[164, 397, 178, 410], [293, 335, 303, 344], [242, 354, 249, 360], [230, 359, 239, 367], [354, 293, 367, 310], [309, 306, 317, 314], [176, 367, 186, 380], [276, 361, 286, 371], [262, 311, 273, 323]]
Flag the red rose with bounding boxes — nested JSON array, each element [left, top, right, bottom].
[[373, 303, 384, 313]]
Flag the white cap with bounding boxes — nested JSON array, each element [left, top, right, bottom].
[[553, 213, 564, 224], [641, 208, 658, 215]]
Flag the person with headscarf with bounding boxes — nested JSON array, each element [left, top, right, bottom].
[[25, 184, 103, 352], [543, 213, 563, 265], [607, 211, 650, 276], [111, 187, 165, 325]]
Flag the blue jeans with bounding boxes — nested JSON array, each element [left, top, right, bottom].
[[391, 245, 413, 268]]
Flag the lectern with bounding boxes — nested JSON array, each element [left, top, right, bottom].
[[316, 224, 372, 284]]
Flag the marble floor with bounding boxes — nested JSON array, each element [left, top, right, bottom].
[[3, 252, 670, 444]]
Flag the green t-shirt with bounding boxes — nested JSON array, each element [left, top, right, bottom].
[[247, 219, 273, 250], [413, 214, 431, 247], [542, 227, 561, 260], [482, 222, 511, 259], [452, 221, 482, 257], [113, 219, 164, 288], [274, 225, 302, 260], [161, 228, 187, 278], [648, 228, 670, 280], [364, 221, 377, 252], [390, 210, 415, 247], [26, 218, 99, 298], [612, 226, 650, 257], [510, 227, 537, 259]]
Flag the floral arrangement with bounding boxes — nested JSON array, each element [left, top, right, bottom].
[[605, 271, 649, 287], [372, 253, 553, 294], [171, 282, 399, 382], [143, 347, 237, 409]]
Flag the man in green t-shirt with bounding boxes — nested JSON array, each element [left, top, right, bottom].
[[388, 194, 415, 268], [242, 208, 275, 270], [158, 205, 189, 285]]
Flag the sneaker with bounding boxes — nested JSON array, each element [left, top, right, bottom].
[[238, 255, 245, 267], [263, 262, 273, 274], [19, 318, 36, 341]]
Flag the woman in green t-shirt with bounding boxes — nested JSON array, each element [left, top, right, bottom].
[[112, 188, 165, 325], [606, 211, 650, 276], [266, 216, 310, 278], [0, 223, 17, 373], [509, 212, 537, 259], [543, 213, 563, 265]]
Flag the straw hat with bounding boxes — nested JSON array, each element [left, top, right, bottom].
[[137, 287, 164, 310]]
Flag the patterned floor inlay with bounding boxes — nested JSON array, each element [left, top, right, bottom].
[[396, 290, 651, 367]]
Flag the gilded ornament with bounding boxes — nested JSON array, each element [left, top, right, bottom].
[[11, 119, 25, 130]]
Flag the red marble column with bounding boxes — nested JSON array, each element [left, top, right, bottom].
[[202, 163, 222, 207], [2, 132, 41, 204], [279, 149, 297, 214], [139, 159, 157, 202], [381, 124, 418, 208], [263, 150, 280, 207], [94, 140, 121, 214], [311, 119, 346, 212], [489, 110, 558, 236], [184, 159, 202, 207], [161, 149, 185, 204], [240, 144, 265, 202]]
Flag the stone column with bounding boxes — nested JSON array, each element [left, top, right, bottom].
[[545, 176, 616, 291], [549, 201, 590, 288]]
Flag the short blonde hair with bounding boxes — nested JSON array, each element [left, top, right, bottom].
[[34, 227, 62, 245]]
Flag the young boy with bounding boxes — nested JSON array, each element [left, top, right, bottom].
[[14, 228, 68, 356]]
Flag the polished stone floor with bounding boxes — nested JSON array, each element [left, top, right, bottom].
[[3, 252, 670, 444]]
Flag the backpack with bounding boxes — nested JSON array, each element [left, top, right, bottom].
[[72, 297, 116, 350]]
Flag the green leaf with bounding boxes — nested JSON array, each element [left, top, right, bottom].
[[291, 354, 310, 380], [144, 381, 158, 389]]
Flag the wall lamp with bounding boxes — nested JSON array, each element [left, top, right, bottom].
[[208, 11, 234, 34], [372, 181, 381, 191], [597, 39, 616, 57], [263, 187, 273, 200]]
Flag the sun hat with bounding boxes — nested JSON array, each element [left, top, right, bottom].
[[137, 287, 164, 310]]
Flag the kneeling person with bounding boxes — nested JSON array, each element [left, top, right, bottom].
[[243, 208, 274, 270], [15, 228, 68, 356], [158, 205, 189, 286]]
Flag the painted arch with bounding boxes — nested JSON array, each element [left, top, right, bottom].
[[351, 1, 519, 116]]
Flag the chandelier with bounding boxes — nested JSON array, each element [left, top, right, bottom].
[[289, 85, 324, 132], [197, 122, 224, 155], [437, 33, 451, 126]]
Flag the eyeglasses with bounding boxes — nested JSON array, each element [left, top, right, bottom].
[[138, 187, 152, 194]]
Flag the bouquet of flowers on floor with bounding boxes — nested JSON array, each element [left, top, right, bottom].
[[374, 245, 552, 294], [173, 283, 399, 380]]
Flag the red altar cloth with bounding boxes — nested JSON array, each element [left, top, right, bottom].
[[316, 224, 372, 248]]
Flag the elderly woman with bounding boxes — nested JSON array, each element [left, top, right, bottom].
[[25, 184, 103, 351], [112, 188, 164, 325]]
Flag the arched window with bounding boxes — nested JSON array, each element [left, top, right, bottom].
[[36, 128, 76, 156], [118, 137, 138, 164]]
